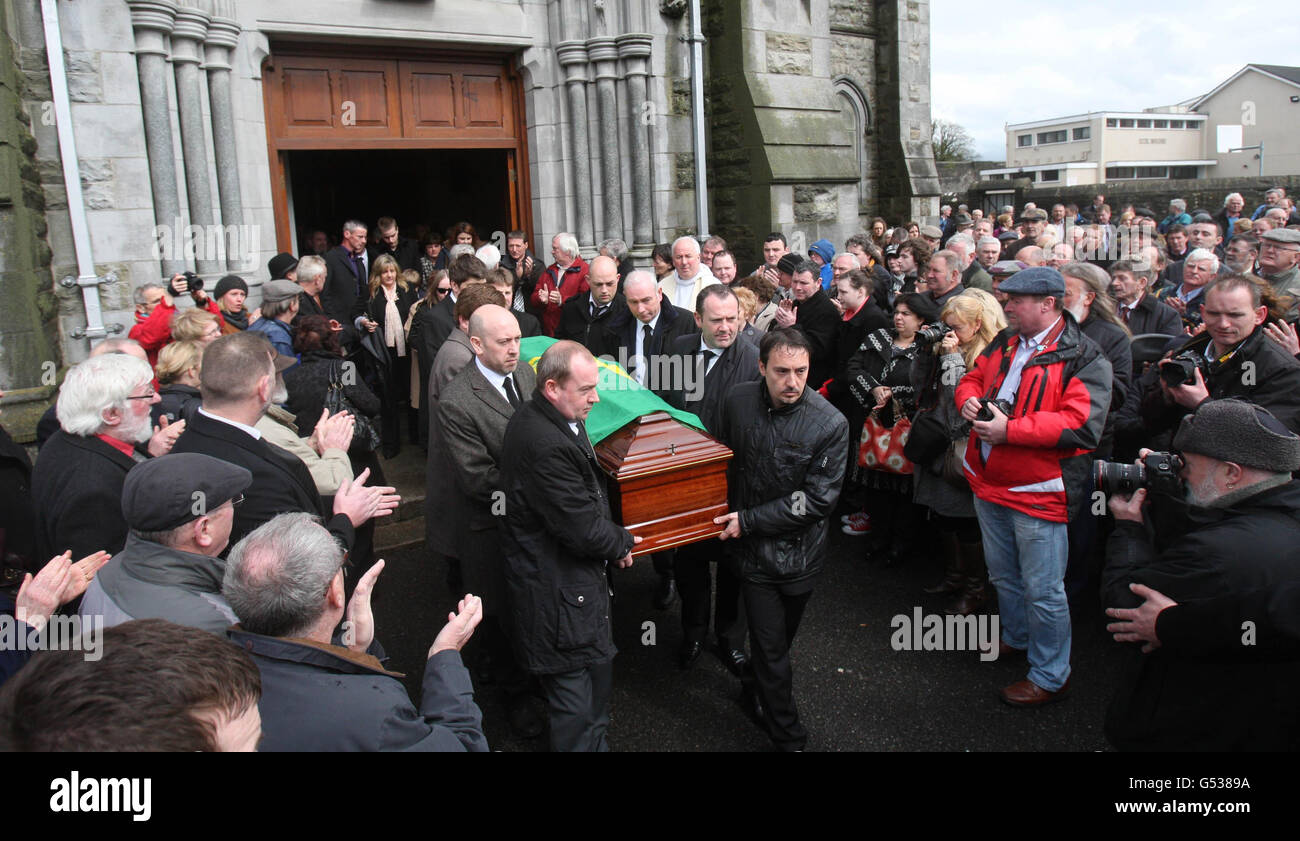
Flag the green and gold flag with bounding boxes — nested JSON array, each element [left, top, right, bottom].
[[519, 336, 705, 443]]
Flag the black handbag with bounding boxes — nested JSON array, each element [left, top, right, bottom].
[[902, 408, 950, 466], [325, 359, 381, 453]]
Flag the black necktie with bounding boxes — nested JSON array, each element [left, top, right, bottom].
[[591, 302, 608, 319], [502, 374, 521, 409], [642, 322, 653, 353]]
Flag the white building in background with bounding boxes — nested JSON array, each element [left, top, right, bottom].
[[980, 63, 1300, 187]]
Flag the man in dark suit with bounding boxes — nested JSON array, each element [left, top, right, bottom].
[[32, 354, 170, 562], [1109, 259, 1182, 342], [770, 260, 840, 391], [435, 304, 541, 739], [600, 269, 699, 388], [595, 268, 700, 609], [409, 255, 489, 448], [323, 219, 370, 328], [368, 216, 420, 272], [555, 255, 623, 353], [170, 332, 398, 554], [662, 285, 761, 673], [499, 341, 639, 751]]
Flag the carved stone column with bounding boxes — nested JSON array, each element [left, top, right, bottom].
[[556, 41, 594, 248], [586, 36, 624, 244], [617, 33, 653, 250], [170, 2, 220, 275], [125, 0, 184, 275], [203, 4, 244, 270]]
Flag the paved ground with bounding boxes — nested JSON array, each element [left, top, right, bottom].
[[370, 514, 1127, 752]]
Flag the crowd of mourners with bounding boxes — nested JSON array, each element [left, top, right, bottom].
[[2, 186, 1300, 753]]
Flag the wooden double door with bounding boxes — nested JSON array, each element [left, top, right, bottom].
[[262, 46, 531, 253]]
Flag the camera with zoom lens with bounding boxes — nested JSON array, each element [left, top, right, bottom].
[[1158, 350, 1207, 388], [1094, 451, 1185, 498], [166, 271, 203, 294], [916, 324, 953, 345], [975, 397, 1014, 422]]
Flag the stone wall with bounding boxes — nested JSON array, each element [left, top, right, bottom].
[[871, 0, 939, 224], [937, 160, 1000, 202], [0, 0, 59, 440]]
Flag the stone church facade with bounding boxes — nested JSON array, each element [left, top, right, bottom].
[[0, 0, 937, 438]]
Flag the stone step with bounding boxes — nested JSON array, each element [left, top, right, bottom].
[[375, 515, 425, 555], [378, 448, 427, 523]]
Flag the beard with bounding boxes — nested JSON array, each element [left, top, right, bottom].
[[123, 408, 154, 444], [1184, 473, 1220, 508]]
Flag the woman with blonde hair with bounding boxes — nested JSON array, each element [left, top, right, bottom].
[[909, 288, 1007, 614], [153, 340, 203, 424], [362, 253, 418, 457], [169, 307, 221, 345]]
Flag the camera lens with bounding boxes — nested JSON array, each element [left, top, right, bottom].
[[1094, 460, 1145, 496]]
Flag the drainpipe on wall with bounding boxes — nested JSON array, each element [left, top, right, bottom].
[[43, 0, 121, 342], [686, 0, 709, 237]]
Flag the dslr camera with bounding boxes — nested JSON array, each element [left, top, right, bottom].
[[1158, 349, 1207, 388], [1094, 451, 1185, 497], [975, 397, 1014, 422], [916, 324, 953, 345], [167, 271, 204, 295]]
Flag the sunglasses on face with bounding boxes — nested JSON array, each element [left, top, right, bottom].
[[435, 287, 451, 296]]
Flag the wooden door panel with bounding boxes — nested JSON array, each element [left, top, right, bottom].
[[336, 67, 394, 130], [281, 67, 334, 128], [404, 69, 458, 133], [462, 74, 505, 129]]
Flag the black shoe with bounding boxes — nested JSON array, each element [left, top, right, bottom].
[[678, 639, 704, 670], [653, 576, 678, 610], [507, 694, 544, 739], [738, 684, 767, 731], [720, 648, 749, 677]]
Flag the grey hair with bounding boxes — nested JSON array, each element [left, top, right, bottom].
[[1224, 192, 1244, 207], [296, 254, 326, 284], [1061, 261, 1127, 332], [261, 295, 297, 320], [475, 244, 501, 270], [671, 235, 701, 256], [834, 253, 862, 269], [947, 234, 975, 253], [56, 353, 154, 436], [1169, 198, 1187, 213], [598, 238, 628, 262], [342, 219, 367, 234], [447, 243, 475, 261], [133, 282, 164, 307], [1185, 247, 1219, 272], [932, 249, 961, 275], [977, 236, 1001, 249], [553, 232, 580, 260], [537, 339, 593, 390], [622, 269, 658, 297], [222, 512, 345, 639]]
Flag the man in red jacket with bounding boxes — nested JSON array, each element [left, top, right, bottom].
[[532, 232, 590, 336], [956, 266, 1113, 707], [129, 273, 223, 367]]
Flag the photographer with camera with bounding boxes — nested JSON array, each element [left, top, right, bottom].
[[128, 272, 224, 368], [1101, 399, 1300, 750], [956, 266, 1113, 706], [1140, 273, 1300, 440]]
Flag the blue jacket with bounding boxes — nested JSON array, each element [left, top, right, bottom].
[[248, 317, 295, 359], [809, 238, 836, 290]]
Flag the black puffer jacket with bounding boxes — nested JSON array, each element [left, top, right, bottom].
[[716, 381, 849, 584]]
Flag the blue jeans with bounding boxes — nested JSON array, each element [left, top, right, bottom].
[[973, 497, 1071, 691]]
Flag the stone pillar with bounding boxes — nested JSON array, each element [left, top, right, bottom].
[[126, 0, 184, 276], [618, 33, 653, 250], [170, 2, 220, 275], [587, 37, 623, 243], [203, 6, 244, 271], [556, 41, 594, 248]]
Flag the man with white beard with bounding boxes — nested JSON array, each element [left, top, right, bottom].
[[33, 354, 183, 561]]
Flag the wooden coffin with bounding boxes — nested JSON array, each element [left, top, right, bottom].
[[594, 411, 732, 556]]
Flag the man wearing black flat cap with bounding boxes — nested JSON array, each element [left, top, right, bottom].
[[78, 453, 251, 633], [1103, 399, 1300, 751], [1007, 208, 1047, 258]]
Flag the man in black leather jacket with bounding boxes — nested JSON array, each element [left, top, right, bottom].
[[714, 328, 848, 751]]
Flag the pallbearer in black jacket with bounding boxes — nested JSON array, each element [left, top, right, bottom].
[[662, 285, 761, 674], [499, 341, 638, 752]]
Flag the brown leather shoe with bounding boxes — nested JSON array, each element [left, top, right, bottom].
[[999, 678, 1070, 707]]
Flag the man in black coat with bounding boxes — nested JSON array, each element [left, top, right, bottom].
[[1109, 259, 1182, 342], [498, 341, 638, 752], [368, 216, 420, 272], [170, 332, 398, 553], [594, 269, 699, 611], [555, 255, 624, 354], [713, 328, 848, 752], [770, 260, 840, 391], [323, 220, 370, 327], [1140, 275, 1300, 439], [32, 354, 174, 562], [224, 512, 488, 752], [1102, 399, 1300, 751], [661, 286, 761, 673]]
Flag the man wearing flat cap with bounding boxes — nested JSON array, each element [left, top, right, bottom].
[[1102, 399, 1300, 750], [1008, 208, 1047, 259], [1257, 228, 1300, 316], [247, 279, 301, 358], [79, 453, 251, 632], [957, 266, 1113, 707]]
